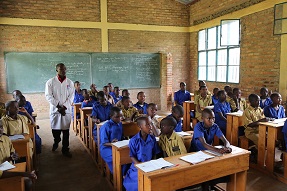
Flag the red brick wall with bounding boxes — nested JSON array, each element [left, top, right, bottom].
[[107, 0, 190, 26]]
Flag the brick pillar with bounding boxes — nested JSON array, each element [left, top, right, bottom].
[[160, 53, 173, 111]]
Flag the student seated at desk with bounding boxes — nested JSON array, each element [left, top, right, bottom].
[[168, 105, 184, 132], [0, 119, 37, 191], [263, 92, 285, 119], [92, 91, 113, 142], [259, 87, 272, 109], [112, 86, 122, 104], [100, 107, 126, 173], [133, 92, 148, 114], [194, 80, 211, 96], [103, 85, 115, 105], [229, 88, 247, 112], [88, 83, 98, 101], [116, 89, 132, 108], [159, 117, 187, 157], [212, 87, 219, 105], [190, 108, 231, 153], [123, 116, 161, 191], [195, 85, 212, 122], [81, 89, 95, 108], [214, 90, 231, 135], [73, 81, 84, 103], [108, 82, 115, 98], [174, 82, 191, 106], [147, 103, 160, 137], [121, 96, 139, 122]]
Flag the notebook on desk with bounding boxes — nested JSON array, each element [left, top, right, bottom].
[[179, 151, 215, 164]]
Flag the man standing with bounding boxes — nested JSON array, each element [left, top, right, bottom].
[[45, 63, 74, 157]]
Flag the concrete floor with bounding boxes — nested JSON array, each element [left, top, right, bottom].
[[34, 117, 287, 191]]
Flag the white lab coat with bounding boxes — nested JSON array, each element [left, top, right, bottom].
[[45, 76, 74, 130]]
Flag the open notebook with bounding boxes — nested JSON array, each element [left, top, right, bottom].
[[136, 158, 175, 173], [180, 151, 214, 164], [0, 161, 15, 171]]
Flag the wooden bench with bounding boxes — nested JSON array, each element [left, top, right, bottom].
[[183, 101, 196, 131], [73, 103, 82, 134], [79, 107, 93, 149], [239, 136, 250, 150], [0, 176, 25, 191]]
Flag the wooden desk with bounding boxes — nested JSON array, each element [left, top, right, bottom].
[[79, 107, 93, 148], [11, 136, 32, 172], [8, 162, 27, 172], [258, 119, 286, 173], [137, 147, 250, 191], [32, 113, 37, 122], [226, 113, 243, 146], [73, 103, 82, 133], [183, 101, 195, 131]]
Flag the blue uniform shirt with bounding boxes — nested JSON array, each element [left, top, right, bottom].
[[260, 97, 272, 109], [73, 90, 84, 103], [168, 114, 182, 132], [191, 122, 223, 151], [212, 95, 219, 105], [112, 95, 122, 104], [19, 101, 34, 116], [263, 105, 286, 119], [282, 120, 287, 151], [133, 102, 148, 114], [174, 90, 191, 106], [214, 101, 231, 133], [109, 91, 115, 98], [81, 100, 95, 108], [91, 102, 112, 122]]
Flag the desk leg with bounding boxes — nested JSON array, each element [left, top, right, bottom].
[[226, 115, 233, 144], [116, 151, 122, 191], [138, 171, 144, 191], [266, 127, 277, 173], [226, 174, 235, 191], [112, 147, 117, 190], [183, 102, 187, 131], [232, 118, 239, 146], [235, 171, 247, 191], [258, 125, 267, 169]]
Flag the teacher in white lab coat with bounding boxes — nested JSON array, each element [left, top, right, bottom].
[[45, 63, 74, 158]]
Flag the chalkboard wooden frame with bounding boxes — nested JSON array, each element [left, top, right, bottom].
[[4, 52, 161, 93]]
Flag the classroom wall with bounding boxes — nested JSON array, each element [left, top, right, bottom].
[[189, 1, 281, 98]]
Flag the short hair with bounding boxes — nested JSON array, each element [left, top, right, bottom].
[[172, 105, 184, 116], [97, 91, 105, 99], [233, 88, 240, 94], [217, 90, 225, 97], [136, 115, 149, 126], [199, 85, 207, 90], [270, 92, 280, 100], [108, 83, 113, 85], [160, 117, 177, 129], [122, 89, 128, 93], [15, 94, 25, 102], [5, 100, 17, 110], [122, 96, 130, 102], [56, 63, 65, 70], [103, 85, 109, 89], [213, 87, 219, 91], [202, 108, 214, 118], [12, 90, 22, 99], [110, 106, 121, 117], [137, 91, 144, 97], [81, 89, 88, 94], [260, 87, 268, 93], [147, 103, 157, 109], [74, 81, 80, 85], [114, 86, 119, 90], [224, 85, 231, 91], [180, 82, 186, 86], [248, 94, 259, 102]]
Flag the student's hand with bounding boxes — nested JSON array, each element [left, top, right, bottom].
[[258, 118, 268, 122], [10, 152, 19, 161], [224, 147, 232, 153], [95, 119, 101, 124], [26, 171, 37, 180], [112, 139, 118, 143], [138, 110, 144, 114], [217, 148, 226, 154], [19, 107, 27, 113]]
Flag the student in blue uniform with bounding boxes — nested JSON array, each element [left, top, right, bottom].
[[133, 92, 148, 114], [81, 89, 95, 108], [214, 90, 231, 135], [263, 92, 285, 119], [108, 83, 115, 98], [16, 95, 34, 116], [190, 108, 231, 152], [174, 82, 191, 106], [92, 91, 113, 143], [168, 105, 184, 132], [259, 87, 272, 109], [112, 86, 122, 104], [123, 115, 161, 191], [100, 107, 124, 173], [212, 87, 219, 105], [73, 81, 84, 103]]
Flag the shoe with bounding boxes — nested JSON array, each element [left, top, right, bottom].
[[62, 151, 72, 158], [52, 142, 59, 151]]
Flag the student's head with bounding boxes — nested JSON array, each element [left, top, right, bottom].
[[171, 105, 184, 122], [5, 100, 19, 116], [217, 90, 227, 102], [160, 117, 177, 135], [16, 95, 27, 108], [137, 92, 146, 103], [227, 91, 234, 99], [122, 89, 130, 97], [248, 94, 260, 108], [233, 88, 241, 99], [114, 87, 120, 96], [56, 63, 66, 77], [108, 83, 114, 92], [147, 103, 158, 118], [201, 108, 215, 128], [97, 91, 107, 106], [136, 115, 152, 135], [213, 88, 219, 97], [74, 81, 81, 91], [270, 92, 282, 105], [110, 107, 123, 123], [12, 90, 22, 100], [0, 120, 3, 137], [90, 84, 97, 92], [260, 87, 268, 98], [122, 96, 130, 108], [199, 85, 208, 96], [82, 89, 89, 100], [198, 80, 206, 87], [180, 82, 186, 91], [224, 85, 232, 93], [103, 86, 110, 95]]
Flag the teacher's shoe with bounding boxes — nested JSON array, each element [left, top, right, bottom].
[[52, 142, 59, 151], [62, 151, 72, 158]]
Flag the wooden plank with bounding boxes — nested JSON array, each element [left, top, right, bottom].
[[258, 124, 267, 168], [226, 115, 233, 143], [266, 127, 277, 173], [236, 170, 247, 191]]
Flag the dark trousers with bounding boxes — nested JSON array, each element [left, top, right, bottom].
[[52, 129, 70, 153]]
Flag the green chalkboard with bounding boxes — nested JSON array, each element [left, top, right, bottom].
[[91, 53, 161, 89], [5, 52, 91, 93], [5, 52, 161, 93]]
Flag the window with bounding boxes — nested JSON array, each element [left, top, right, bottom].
[[198, 23, 240, 83]]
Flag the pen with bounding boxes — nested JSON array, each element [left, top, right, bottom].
[[161, 164, 180, 169]]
